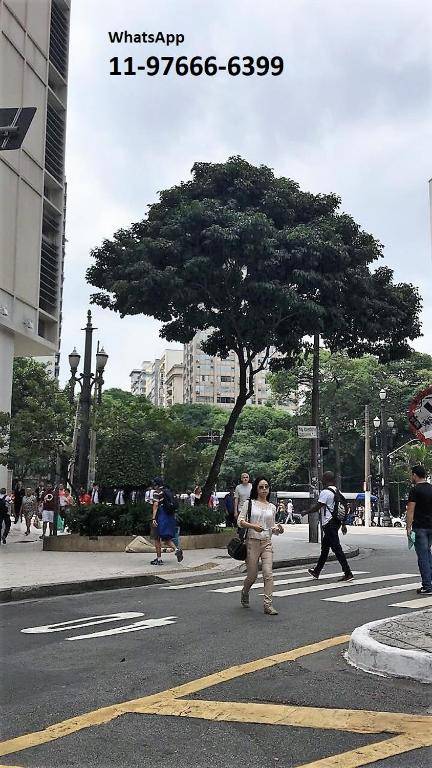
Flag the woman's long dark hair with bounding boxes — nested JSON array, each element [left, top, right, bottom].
[[250, 476, 271, 502]]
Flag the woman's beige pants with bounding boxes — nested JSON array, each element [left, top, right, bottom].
[[243, 538, 273, 608]]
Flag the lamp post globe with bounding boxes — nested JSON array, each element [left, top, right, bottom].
[[68, 347, 80, 375], [373, 416, 380, 429], [96, 346, 109, 372], [379, 388, 387, 401]]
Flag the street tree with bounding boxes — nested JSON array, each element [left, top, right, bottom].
[[0, 358, 72, 481], [270, 350, 432, 488], [95, 389, 205, 489], [87, 157, 421, 502]]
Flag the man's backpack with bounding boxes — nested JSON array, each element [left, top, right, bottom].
[[162, 487, 179, 515], [326, 487, 349, 524]]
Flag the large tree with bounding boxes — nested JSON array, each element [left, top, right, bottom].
[[87, 157, 421, 502], [95, 389, 206, 489]]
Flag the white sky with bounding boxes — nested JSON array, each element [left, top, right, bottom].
[[60, 0, 432, 390]]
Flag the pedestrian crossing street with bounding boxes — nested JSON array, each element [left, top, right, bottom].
[[160, 568, 432, 611]]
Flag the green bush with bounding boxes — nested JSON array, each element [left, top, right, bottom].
[[177, 502, 225, 534], [64, 500, 225, 536]]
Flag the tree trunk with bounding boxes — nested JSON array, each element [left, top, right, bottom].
[[201, 360, 251, 505]]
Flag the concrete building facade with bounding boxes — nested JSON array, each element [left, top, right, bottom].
[[0, 0, 70, 487], [158, 349, 183, 408], [130, 351, 184, 408], [130, 360, 152, 396]]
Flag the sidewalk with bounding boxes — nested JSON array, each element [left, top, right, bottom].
[[0, 521, 358, 602], [347, 609, 432, 683]]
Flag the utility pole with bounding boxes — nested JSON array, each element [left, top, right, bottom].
[[364, 404, 371, 526], [309, 333, 320, 543], [380, 393, 390, 520]]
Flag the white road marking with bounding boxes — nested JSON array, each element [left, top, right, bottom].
[[211, 571, 368, 594], [271, 574, 416, 598], [390, 596, 432, 609], [161, 568, 309, 590], [21, 612, 144, 634], [324, 583, 419, 602], [67, 616, 177, 640]]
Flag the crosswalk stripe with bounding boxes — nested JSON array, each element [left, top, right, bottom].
[[211, 571, 368, 594], [270, 574, 416, 598], [389, 596, 432, 609], [324, 583, 419, 603], [160, 568, 309, 590]]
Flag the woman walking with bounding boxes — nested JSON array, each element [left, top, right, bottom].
[[21, 487, 37, 535], [238, 476, 283, 615]]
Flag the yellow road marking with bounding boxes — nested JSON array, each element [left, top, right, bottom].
[[0, 633, 430, 768], [135, 698, 432, 736], [294, 732, 432, 768]]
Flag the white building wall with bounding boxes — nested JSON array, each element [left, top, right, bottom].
[[0, 0, 70, 487]]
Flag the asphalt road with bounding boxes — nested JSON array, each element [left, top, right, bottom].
[[0, 543, 431, 768]]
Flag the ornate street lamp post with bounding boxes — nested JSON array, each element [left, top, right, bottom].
[[68, 311, 108, 490]]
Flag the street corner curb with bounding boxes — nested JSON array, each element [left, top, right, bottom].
[[346, 612, 432, 684], [272, 546, 359, 570], [0, 573, 168, 603]]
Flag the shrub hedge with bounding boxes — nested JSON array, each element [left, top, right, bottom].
[[64, 502, 225, 537]]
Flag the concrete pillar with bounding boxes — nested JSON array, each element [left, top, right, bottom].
[[0, 326, 14, 491]]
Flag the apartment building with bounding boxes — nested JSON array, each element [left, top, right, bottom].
[[130, 351, 184, 407], [158, 349, 183, 408], [0, 0, 71, 487], [130, 360, 152, 396], [183, 330, 273, 408]]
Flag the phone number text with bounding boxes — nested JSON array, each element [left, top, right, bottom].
[[109, 56, 284, 77]]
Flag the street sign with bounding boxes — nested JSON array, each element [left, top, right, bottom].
[[298, 425, 318, 439], [408, 384, 432, 446]]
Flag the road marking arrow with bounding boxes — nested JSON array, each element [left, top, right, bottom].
[[67, 616, 177, 640]]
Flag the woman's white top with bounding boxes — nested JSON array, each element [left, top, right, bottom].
[[238, 500, 277, 540]]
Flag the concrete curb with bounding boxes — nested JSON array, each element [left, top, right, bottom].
[[0, 547, 359, 603], [0, 574, 167, 603], [347, 611, 432, 684]]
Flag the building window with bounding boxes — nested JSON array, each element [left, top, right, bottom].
[[220, 376, 234, 383], [217, 396, 235, 404]]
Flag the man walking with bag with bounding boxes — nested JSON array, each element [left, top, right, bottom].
[[306, 471, 354, 582]]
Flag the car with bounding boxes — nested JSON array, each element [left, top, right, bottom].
[[390, 514, 406, 528]]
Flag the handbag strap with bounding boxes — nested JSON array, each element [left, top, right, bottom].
[[244, 498, 252, 541]]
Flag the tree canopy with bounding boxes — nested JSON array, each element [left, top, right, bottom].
[[87, 157, 422, 500], [0, 358, 73, 481]]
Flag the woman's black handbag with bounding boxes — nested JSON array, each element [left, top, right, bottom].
[[227, 500, 252, 561]]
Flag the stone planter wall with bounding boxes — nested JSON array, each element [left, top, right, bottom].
[[43, 531, 233, 553]]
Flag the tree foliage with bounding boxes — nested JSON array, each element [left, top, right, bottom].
[[0, 359, 73, 480], [94, 389, 207, 489], [85, 157, 420, 499], [269, 350, 432, 489]]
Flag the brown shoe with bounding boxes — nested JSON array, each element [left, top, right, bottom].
[[264, 606, 278, 615]]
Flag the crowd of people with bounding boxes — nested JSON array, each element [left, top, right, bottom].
[[1, 464, 430, 599], [0, 482, 75, 542]]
